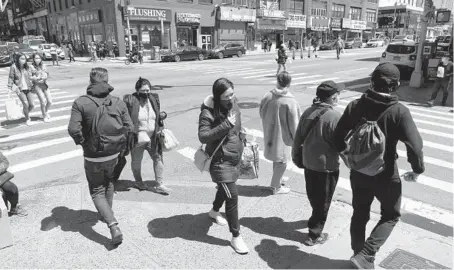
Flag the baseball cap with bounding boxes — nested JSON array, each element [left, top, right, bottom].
[[316, 81, 343, 100], [371, 63, 400, 84]]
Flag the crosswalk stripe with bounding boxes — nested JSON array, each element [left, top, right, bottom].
[[177, 146, 453, 227], [294, 77, 339, 85], [0, 91, 68, 102], [224, 69, 267, 76], [265, 74, 321, 83], [3, 137, 73, 156], [205, 68, 255, 74], [335, 68, 368, 73], [0, 115, 70, 130], [0, 125, 67, 143], [9, 149, 82, 173], [413, 118, 453, 129], [0, 106, 71, 121], [244, 73, 278, 79], [424, 141, 453, 152], [0, 96, 75, 111]]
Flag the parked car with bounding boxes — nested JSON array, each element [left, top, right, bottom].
[[209, 43, 246, 59], [344, 38, 362, 49], [392, 35, 414, 43], [15, 44, 35, 61], [0, 45, 13, 66], [380, 41, 417, 73], [26, 39, 47, 51], [5, 42, 19, 54], [37, 43, 66, 60], [319, 40, 336, 50], [366, 38, 385, 47], [160, 46, 207, 62]]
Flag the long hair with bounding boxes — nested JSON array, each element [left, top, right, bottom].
[[212, 77, 234, 120], [135, 77, 152, 91], [31, 53, 43, 70], [14, 53, 29, 71]]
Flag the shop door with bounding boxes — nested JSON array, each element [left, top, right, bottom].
[[192, 29, 198, 47], [201, 35, 212, 50]]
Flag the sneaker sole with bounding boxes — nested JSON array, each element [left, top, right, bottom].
[[208, 214, 227, 226], [112, 235, 123, 245], [350, 257, 364, 269], [230, 244, 249, 255]]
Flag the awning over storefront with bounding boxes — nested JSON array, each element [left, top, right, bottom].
[[218, 7, 256, 22], [256, 18, 286, 30]]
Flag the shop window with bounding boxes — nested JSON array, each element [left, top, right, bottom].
[[311, 0, 327, 16], [331, 4, 345, 18], [366, 9, 376, 22], [349, 7, 361, 20], [288, 0, 304, 15]]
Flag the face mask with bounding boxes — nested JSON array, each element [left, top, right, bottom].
[[34, 59, 41, 64], [220, 99, 233, 110], [138, 92, 148, 98], [19, 59, 26, 65]]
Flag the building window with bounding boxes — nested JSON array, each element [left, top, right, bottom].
[[311, 0, 327, 16], [366, 9, 376, 22], [331, 4, 345, 18], [222, 0, 248, 5], [288, 0, 304, 14], [199, 0, 213, 3], [72, 0, 75, 6], [53, 0, 57, 12], [349, 7, 361, 20]]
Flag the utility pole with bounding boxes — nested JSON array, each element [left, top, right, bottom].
[[409, 0, 435, 88], [391, 2, 397, 39], [125, 0, 132, 52]]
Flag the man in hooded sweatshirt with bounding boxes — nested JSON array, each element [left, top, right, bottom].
[[260, 71, 301, 194], [333, 63, 425, 269], [68, 67, 134, 246]]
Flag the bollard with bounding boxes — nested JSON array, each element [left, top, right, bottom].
[[0, 195, 13, 250]]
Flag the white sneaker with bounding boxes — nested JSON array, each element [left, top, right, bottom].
[[273, 186, 291, 195], [208, 209, 227, 226], [25, 119, 32, 126], [231, 236, 249, 254], [43, 116, 50, 123]]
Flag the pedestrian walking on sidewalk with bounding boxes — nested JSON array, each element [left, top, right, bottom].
[[113, 77, 171, 195], [7, 53, 35, 126], [260, 72, 301, 194], [276, 44, 288, 76], [333, 63, 425, 269], [292, 81, 342, 246], [30, 53, 52, 123], [198, 78, 249, 255], [427, 56, 453, 107], [68, 67, 134, 246], [0, 151, 28, 217]]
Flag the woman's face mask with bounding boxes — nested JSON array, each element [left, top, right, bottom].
[[220, 98, 234, 110], [219, 88, 235, 110], [34, 57, 41, 64], [138, 86, 150, 98]]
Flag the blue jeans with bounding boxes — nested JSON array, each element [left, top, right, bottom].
[[84, 158, 118, 227]]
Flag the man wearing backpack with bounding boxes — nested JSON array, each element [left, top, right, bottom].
[[333, 63, 425, 269], [68, 67, 134, 246]]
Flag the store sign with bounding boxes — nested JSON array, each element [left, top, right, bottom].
[[257, 9, 286, 18], [176, 13, 201, 24], [256, 18, 286, 30], [307, 16, 329, 31], [286, 14, 306, 28], [342, 18, 367, 30], [78, 10, 101, 24], [127, 7, 171, 22], [219, 7, 256, 22], [330, 18, 341, 28]]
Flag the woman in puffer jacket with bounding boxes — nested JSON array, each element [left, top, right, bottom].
[[198, 78, 248, 255], [0, 151, 27, 217]]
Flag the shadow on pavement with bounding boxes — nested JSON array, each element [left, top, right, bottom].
[[237, 185, 271, 197], [40, 206, 117, 250], [147, 213, 230, 247], [354, 57, 381, 62], [240, 217, 308, 243], [256, 239, 352, 269]]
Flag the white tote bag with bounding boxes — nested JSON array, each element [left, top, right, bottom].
[[4, 93, 22, 121]]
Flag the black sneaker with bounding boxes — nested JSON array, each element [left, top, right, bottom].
[[350, 253, 375, 269], [110, 225, 123, 245], [303, 233, 328, 246]]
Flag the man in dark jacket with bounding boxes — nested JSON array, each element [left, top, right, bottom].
[[427, 56, 453, 107], [68, 67, 134, 246], [333, 63, 425, 269]]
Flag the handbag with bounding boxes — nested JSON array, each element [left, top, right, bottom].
[[159, 128, 179, 152], [292, 107, 329, 168], [136, 131, 151, 147], [194, 136, 227, 172], [4, 92, 22, 121], [0, 171, 14, 188], [239, 138, 260, 179]]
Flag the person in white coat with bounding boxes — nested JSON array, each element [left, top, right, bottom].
[[259, 72, 301, 194]]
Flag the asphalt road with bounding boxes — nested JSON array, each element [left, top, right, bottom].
[[0, 47, 452, 232]]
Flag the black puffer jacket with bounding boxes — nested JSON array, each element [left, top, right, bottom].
[[333, 89, 425, 178], [198, 95, 243, 169]]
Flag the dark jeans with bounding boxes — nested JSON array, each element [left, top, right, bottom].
[[350, 170, 402, 256], [336, 48, 341, 59], [213, 182, 240, 237], [430, 79, 450, 104], [305, 169, 339, 239], [84, 158, 119, 227], [1, 181, 19, 209]]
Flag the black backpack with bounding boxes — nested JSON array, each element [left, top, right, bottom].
[[84, 95, 127, 156]]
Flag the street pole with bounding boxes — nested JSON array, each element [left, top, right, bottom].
[[126, 9, 132, 53], [391, 2, 397, 39], [409, 0, 434, 88], [160, 17, 164, 48]]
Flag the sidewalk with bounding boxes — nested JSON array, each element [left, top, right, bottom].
[[397, 81, 453, 107], [1, 177, 451, 269]]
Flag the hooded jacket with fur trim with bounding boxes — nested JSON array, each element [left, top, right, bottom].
[[198, 95, 243, 174]]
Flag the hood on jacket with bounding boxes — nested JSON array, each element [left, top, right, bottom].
[[202, 95, 214, 110], [271, 88, 294, 97], [87, 82, 114, 98], [360, 89, 399, 113]]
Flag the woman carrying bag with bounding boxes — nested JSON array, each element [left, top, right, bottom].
[[0, 151, 27, 217], [198, 78, 249, 255]]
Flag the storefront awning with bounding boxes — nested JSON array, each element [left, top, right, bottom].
[[29, 0, 45, 9]]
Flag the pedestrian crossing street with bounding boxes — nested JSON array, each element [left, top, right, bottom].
[[0, 87, 452, 229]]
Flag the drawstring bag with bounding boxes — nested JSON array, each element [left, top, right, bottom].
[[4, 92, 22, 121], [194, 136, 227, 173], [159, 122, 179, 152], [239, 137, 259, 179]]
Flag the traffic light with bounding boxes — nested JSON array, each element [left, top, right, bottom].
[[436, 9, 451, 23]]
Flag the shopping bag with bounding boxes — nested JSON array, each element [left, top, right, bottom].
[[4, 93, 22, 121], [238, 139, 259, 179]]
